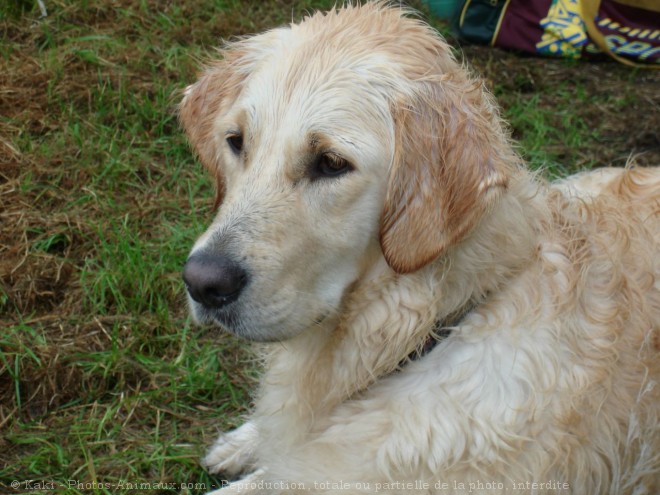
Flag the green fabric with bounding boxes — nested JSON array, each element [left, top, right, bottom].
[[455, 0, 508, 44]]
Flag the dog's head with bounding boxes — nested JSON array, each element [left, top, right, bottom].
[[179, 3, 512, 341]]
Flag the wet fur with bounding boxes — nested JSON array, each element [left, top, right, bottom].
[[179, 3, 660, 494]]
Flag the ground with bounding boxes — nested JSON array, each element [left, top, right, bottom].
[[0, 0, 659, 493]]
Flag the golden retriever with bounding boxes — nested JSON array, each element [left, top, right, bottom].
[[179, 3, 660, 494]]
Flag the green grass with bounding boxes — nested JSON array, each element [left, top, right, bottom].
[[0, 0, 280, 492], [500, 89, 598, 177], [1, 0, 657, 493]]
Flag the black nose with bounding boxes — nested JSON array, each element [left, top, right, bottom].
[[183, 253, 248, 309]]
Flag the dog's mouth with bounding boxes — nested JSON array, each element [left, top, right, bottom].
[[190, 301, 241, 334], [190, 298, 312, 343]]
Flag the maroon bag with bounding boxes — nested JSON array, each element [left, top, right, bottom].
[[456, 0, 660, 67]]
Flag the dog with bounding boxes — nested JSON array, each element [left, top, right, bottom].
[[178, 2, 660, 494]]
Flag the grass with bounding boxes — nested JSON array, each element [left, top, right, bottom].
[[1, 0, 658, 493]]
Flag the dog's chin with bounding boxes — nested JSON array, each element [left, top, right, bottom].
[[222, 320, 300, 343], [188, 300, 314, 343]]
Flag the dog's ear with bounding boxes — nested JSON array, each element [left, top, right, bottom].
[[179, 60, 237, 209], [380, 76, 512, 274], [178, 32, 284, 208]]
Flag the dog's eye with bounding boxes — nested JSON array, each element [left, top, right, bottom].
[[226, 134, 243, 155], [314, 153, 353, 179]]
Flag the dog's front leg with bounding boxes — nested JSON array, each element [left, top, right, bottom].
[[203, 421, 259, 477]]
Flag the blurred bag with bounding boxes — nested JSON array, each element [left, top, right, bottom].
[[455, 0, 660, 68]]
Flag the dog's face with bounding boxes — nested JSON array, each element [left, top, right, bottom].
[[182, 43, 393, 341], [179, 4, 511, 341]]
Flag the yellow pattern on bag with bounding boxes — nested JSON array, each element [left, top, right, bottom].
[[536, 0, 589, 58]]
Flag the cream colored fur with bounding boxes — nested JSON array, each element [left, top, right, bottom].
[[179, 3, 660, 494]]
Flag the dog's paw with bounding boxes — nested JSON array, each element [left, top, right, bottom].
[[203, 422, 259, 477]]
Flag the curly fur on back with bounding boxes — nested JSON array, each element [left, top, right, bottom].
[[179, 3, 660, 494]]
